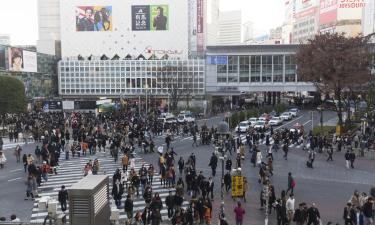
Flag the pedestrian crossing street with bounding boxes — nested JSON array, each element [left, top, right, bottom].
[[154, 132, 310, 149], [30, 151, 189, 223]]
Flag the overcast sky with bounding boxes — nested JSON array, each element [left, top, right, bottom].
[[0, 0, 284, 45]]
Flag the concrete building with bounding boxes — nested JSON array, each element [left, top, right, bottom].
[[242, 21, 254, 44], [362, 0, 375, 40], [58, 59, 205, 99], [319, 0, 364, 37], [205, 45, 316, 104], [218, 11, 242, 45], [0, 34, 10, 46], [37, 0, 61, 56], [292, 0, 319, 44], [206, 0, 220, 46]]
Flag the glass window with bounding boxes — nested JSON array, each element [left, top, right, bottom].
[[273, 55, 284, 82], [285, 55, 296, 82], [228, 56, 238, 83], [239, 56, 250, 83], [251, 56, 261, 82], [262, 55, 272, 82], [217, 64, 227, 83]]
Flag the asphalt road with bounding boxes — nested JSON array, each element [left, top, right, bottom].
[[0, 109, 373, 224]]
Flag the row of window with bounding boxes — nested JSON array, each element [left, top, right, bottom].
[[60, 88, 205, 95], [216, 55, 296, 83], [60, 66, 205, 72], [59, 60, 204, 67]]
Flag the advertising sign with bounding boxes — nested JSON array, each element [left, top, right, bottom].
[[76, 6, 112, 31], [8, 47, 23, 72], [132, 5, 169, 31], [319, 0, 338, 25], [43, 101, 62, 111], [132, 5, 150, 31], [150, 5, 169, 31], [196, 0, 204, 52], [337, 0, 365, 20], [231, 176, 244, 197], [206, 55, 228, 65], [189, 0, 197, 53], [0, 46, 5, 69], [23, 51, 37, 73]]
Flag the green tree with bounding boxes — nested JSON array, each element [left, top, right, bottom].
[[0, 76, 27, 114], [296, 33, 371, 129]]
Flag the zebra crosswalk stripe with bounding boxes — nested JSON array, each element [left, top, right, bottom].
[[30, 152, 188, 223]]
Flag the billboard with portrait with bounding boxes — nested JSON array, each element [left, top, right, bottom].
[[8, 47, 23, 72], [60, 0, 188, 59], [76, 6, 112, 31], [0, 46, 5, 69], [150, 5, 169, 30], [7, 48, 37, 72], [132, 5, 169, 31]]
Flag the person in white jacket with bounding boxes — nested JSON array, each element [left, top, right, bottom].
[[286, 194, 295, 224], [0, 150, 6, 169], [256, 150, 263, 167]]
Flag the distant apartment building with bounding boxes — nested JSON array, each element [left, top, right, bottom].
[[362, 0, 375, 41], [218, 10, 242, 45], [36, 0, 62, 56], [242, 21, 254, 44], [0, 34, 10, 46]]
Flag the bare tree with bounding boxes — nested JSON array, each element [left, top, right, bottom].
[[296, 33, 371, 128]]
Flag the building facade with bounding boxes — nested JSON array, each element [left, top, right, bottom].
[[37, 0, 61, 56], [362, 0, 375, 39], [205, 45, 316, 101], [292, 0, 319, 44], [58, 59, 205, 98], [218, 11, 242, 45]]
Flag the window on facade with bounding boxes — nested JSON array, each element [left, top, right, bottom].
[[239, 56, 250, 82], [217, 64, 227, 83], [262, 55, 272, 82], [251, 56, 261, 82], [228, 56, 238, 83], [273, 55, 284, 82], [285, 55, 296, 82]]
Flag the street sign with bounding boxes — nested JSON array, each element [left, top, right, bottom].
[[336, 125, 342, 136], [225, 112, 231, 117], [231, 176, 244, 197]]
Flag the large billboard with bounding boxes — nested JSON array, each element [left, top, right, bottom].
[[196, 0, 204, 52], [132, 5, 169, 31], [7, 48, 37, 72], [60, 0, 188, 59], [8, 47, 23, 72], [319, 0, 338, 25], [0, 46, 5, 69], [76, 6, 112, 31]]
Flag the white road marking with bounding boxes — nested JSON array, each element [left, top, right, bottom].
[[10, 168, 22, 172], [8, 177, 22, 182]]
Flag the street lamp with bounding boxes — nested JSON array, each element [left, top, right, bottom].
[[216, 121, 229, 218], [317, 107, 323, 129]]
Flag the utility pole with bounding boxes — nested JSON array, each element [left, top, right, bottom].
[[311, 111, 314, 131]]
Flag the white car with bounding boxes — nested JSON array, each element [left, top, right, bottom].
[[269, 117, 283, 126], [289, 108, 299, 117], [280, 112, 293, 121], [177, 114, 195, 123], [248, 117, 258, 126], [235, 121, 251, 133], [253, 121, 269, 130]]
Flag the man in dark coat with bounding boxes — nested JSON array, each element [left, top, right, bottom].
[[112, 179, 124, 208], [208, 153, 218, 176], [58, 185, 69, 212], [306, 203, 320, 225]]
